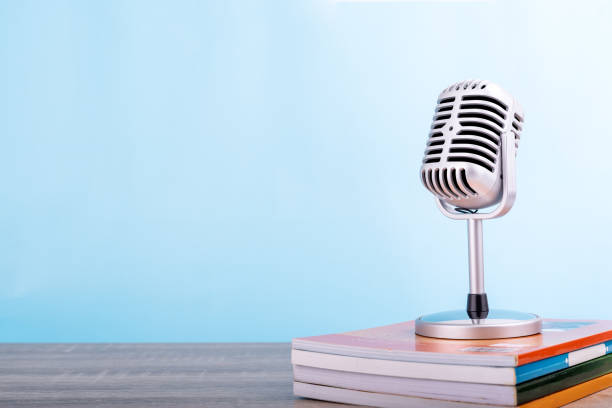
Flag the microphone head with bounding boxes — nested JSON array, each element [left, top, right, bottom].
[[420, 80, 524, 209]]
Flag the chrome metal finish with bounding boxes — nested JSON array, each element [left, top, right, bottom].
[[435, 130, 517, 221], [416, 80, 540, 339], [415, 309, 542, 339], [467, 219, 484, 294], [421, 79, 523, 212]]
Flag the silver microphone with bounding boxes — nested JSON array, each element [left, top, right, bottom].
[[414, 80, 541, 340], [420, 79, 524, 210]]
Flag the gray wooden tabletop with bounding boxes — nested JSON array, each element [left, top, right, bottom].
[[0, 343, 609, 407]]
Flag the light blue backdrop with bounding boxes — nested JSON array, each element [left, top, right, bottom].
[[1, 0, 610, 342]]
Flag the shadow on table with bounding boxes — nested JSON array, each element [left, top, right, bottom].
[[293, 397, 357, 407]]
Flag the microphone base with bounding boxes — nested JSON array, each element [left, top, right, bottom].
[[415, 309, 542, 340]]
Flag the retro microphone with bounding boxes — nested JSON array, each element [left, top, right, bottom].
[[414, 80, 542, 339]]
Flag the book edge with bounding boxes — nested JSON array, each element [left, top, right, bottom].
[[292, 338, 517, 367], [291, 349, 516, 385], [294, 375, 612, 408], [293, 364, 517, 405]]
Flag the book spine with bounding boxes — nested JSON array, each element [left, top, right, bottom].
[[517, 354, 612, 405], [516, 340, 612, 384]]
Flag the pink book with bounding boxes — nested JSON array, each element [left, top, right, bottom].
[[293, 319, 612, 366]]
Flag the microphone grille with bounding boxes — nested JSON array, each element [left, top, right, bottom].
[[423, 95, 455, 166], [421, 80, 524, 208]]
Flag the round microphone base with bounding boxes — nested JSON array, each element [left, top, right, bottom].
[[415, 309, 542, 340]]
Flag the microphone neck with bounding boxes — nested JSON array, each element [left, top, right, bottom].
[[467, 219, 484, 294], [467, 219, 489, 320]]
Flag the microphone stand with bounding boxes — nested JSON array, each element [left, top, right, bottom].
[[415, 131, 542, 339], [438, 131, 517, 323]]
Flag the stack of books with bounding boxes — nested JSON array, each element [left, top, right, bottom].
[[292, 319, 612, 407]]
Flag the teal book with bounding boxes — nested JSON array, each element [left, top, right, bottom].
[[516, 338, 612, 383]]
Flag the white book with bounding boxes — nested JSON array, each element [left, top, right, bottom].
[[294, 376, 612, 408], [294, 382, 503, 408], [292, 349, 516, 385], [293, 365, 516, 405]]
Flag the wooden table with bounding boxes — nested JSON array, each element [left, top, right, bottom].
[[0, 343, 609, 407]]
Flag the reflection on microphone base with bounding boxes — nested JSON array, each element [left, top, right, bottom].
[[415, 309, 542, 340]]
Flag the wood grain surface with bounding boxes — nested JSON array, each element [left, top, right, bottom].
[[0, 343, 608, 407]]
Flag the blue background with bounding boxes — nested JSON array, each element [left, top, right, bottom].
[[1, 0, 610, 342]]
